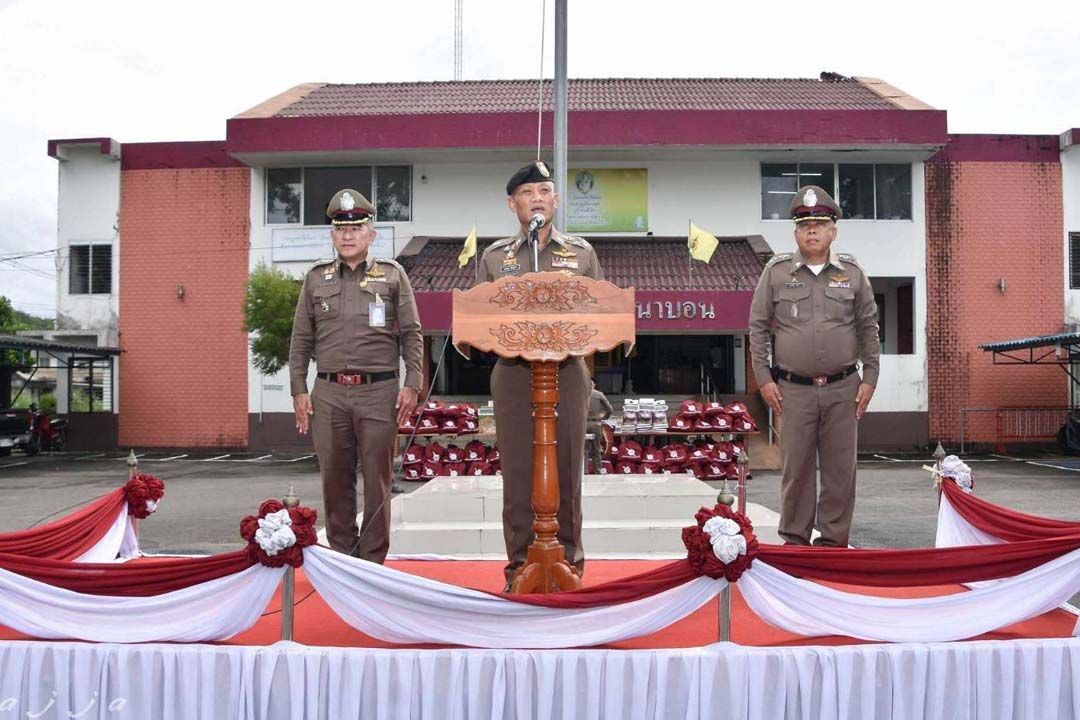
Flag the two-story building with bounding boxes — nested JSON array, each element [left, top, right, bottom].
[[44, 77, 1075, 451]]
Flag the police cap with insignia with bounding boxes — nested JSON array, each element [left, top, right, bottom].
[[326, 188, 376, 225], [506, 161, 554, 195], [789, 185, 843, 224]]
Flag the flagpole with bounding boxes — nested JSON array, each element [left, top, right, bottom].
[[687, 219, 692, 290], [474, 219, 479, 285]]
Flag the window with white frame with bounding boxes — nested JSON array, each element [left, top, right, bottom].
[[1069, 233, 1080, 290], [761, 163, 912, 220], [266, 166, 412, 225], [68, 244, 112, 295]]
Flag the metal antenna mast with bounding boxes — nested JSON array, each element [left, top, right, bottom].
[[454, 0, 463, 81]]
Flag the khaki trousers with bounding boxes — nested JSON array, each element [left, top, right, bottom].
[[311, 376, 398, 563], [491, 358, 589, 583], [777, 372, 859, 547]]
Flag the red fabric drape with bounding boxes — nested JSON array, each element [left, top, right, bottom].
[[943, 479, 1080, 541], [757, 534, 1080, 587], [496, 560, 699, 608], [0, 488, 125, 560], [0, 550, 255, 596]]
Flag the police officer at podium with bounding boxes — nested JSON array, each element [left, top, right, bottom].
[[477, 161, 604, 591]]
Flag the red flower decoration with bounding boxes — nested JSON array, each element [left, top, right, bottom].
[[681, 504, 758, 582], [124, 474, 166, 519], [239, 500, 319, 568]]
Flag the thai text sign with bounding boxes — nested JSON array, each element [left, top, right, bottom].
[[634, 291, 753, 331], [566, 168, 648, 233]]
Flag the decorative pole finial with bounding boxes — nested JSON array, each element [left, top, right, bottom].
[[932, 441, 946, 463], [717, 477, 735, 507], [283, 483, 299, 508], [126, 450, 138, 480]]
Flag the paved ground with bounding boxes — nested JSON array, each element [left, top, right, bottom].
[[2, 448, 1078, 555]]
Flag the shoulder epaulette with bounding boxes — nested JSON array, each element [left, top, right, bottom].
[[488, 236, 515, 250], [764, 253, 793, 268], [837, 253, 860, 266], [308, 258, 336, 272], [374, 257, 403, 271], [562, 234, 592, 249]]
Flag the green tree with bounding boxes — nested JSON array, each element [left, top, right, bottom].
[[243, 264, 302, 376]]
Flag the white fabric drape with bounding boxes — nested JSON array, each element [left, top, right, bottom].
[[302, 545, 724, 648], [935, 492, 1080, 617], [0, 563, 283, 643], [934, 492, 1003, 549], [738, 557, 1080, 643], [2, 638, 1078, 720], [72, 503, 136, 563]]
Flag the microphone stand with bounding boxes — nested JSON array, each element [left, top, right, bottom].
[[530, 226, 541, 272]]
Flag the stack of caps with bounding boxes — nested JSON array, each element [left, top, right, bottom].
[[667, 399, 758, 434], [599, 437, 750, 478], [399, 401, 480, 435], [401, 439, 501, 479]]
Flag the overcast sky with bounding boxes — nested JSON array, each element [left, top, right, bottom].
[[2, 0, 1078, 318]]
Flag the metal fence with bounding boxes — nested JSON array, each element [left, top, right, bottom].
[[960, 406, 1076, 453]]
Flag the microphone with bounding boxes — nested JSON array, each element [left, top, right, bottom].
[[527, 213, 546, 234]]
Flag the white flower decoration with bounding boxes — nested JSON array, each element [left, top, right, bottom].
[[254, 509, 297, 556], [145, 499, 158, 514], [941, 455, 973, 493], [702, 516, 747, 564]]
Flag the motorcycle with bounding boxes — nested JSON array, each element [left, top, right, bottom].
[[27, 406, 68, 455]]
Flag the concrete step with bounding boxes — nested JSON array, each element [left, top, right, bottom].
[[335, 474, 783, 557]]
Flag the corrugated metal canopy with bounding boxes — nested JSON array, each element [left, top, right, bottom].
[[0, 334, 120, 356], [978, 332, 1080, 352]]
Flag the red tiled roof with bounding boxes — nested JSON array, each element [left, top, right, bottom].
[[277, 78, 901, 117], [399, 237, 767, 293]]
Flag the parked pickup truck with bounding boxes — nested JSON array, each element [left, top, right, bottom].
[[0, 408, 32, 456]]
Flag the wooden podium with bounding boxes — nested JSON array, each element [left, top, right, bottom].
[[452, 272, 635, 593]]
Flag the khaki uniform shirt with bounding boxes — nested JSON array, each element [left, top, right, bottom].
[[477, 227, 604, 283], [588, 389, 613, 422], [748, 249, 880, 389], [289, 255, 423, 396]]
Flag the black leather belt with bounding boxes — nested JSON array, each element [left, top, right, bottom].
[[773, 365, 858, 387], [317, 371, 397, 386]]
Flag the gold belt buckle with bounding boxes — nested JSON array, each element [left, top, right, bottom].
[[337, 373, 363, 386], [812, 375, 828, 387]]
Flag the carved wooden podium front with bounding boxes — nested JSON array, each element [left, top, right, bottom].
[[453, 272, 635, 593]]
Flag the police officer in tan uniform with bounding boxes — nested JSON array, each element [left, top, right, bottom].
[[477, 161, 604, 590], [289, 189, 423, 563], [748, 185, 880, 547]]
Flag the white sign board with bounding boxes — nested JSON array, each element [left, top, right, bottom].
[[271, 226, 395, 263]]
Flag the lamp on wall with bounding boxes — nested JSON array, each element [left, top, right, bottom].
[[998, 277, 1007, 295], [177, 283, 185, 301]]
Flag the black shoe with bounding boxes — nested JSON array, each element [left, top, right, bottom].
[[391, 482, 406, 494], [502, 580, 513, 593]]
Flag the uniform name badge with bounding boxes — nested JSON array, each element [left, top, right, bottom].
[[369, 293, 386, 328]]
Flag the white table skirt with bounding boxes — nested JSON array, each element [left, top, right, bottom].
[[1, 637, 1078, 719]]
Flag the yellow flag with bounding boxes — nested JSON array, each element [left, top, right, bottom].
[[458, 225, 477, 268], [688, 222, 718, 263]]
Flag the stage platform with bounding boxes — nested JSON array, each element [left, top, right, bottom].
[[1, 558, 1077, 719]]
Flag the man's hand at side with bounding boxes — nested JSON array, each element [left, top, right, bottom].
[[294, 393, 313, 435], [760, 381, 783, 417]]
